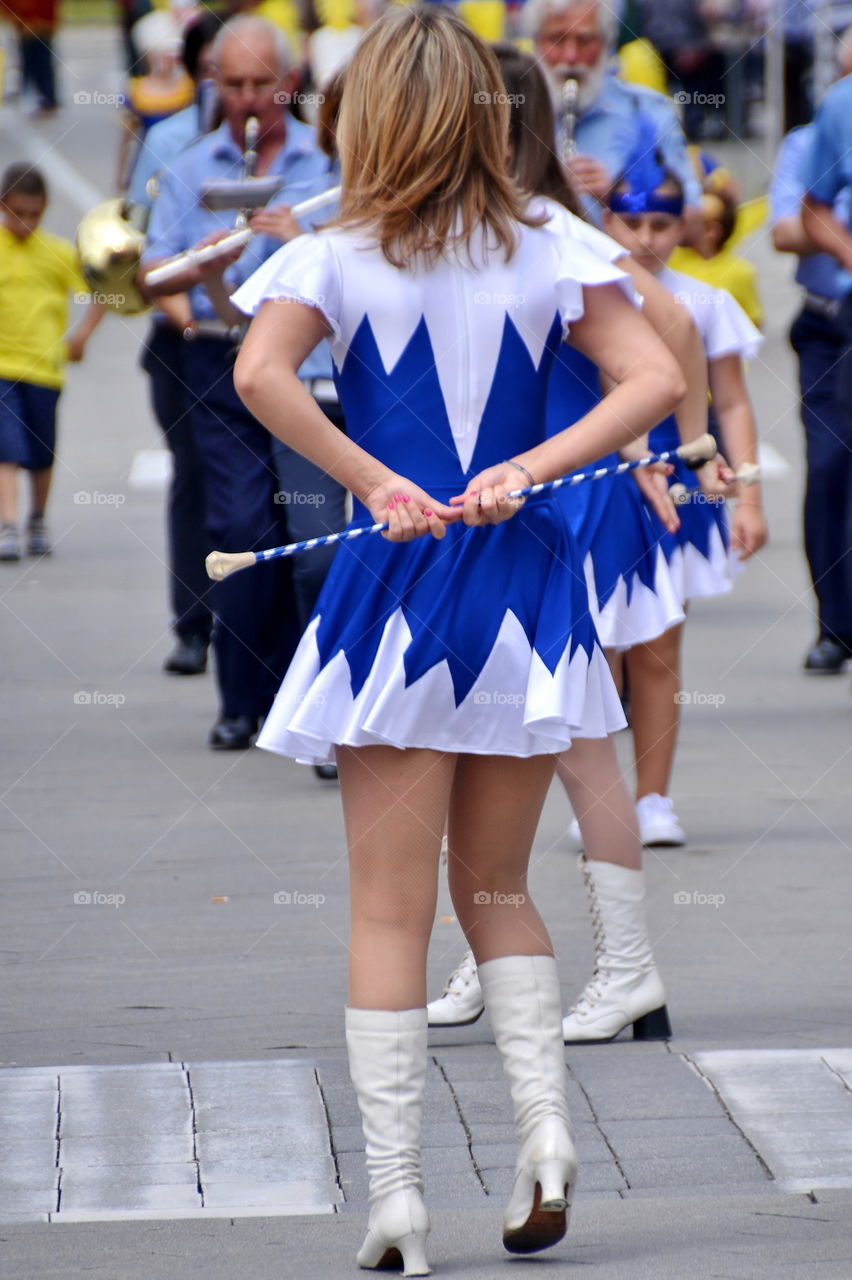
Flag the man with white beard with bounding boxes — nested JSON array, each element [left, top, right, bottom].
[[524, 0, 701, 223]]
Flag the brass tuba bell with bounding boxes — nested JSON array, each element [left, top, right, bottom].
[[76, 198, 151, 316]]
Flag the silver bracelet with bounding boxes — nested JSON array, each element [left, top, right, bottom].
[[504, 459, 535, 487]]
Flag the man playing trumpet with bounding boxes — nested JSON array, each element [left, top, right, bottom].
[[139, 16, 345, 757]]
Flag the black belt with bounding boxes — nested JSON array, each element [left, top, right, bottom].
[[802, 291, 842, 319]]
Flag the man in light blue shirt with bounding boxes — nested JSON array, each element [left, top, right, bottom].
[[141, 16, 345, 756], [772, 121, 852, 672], [523, 0, 701, 225]]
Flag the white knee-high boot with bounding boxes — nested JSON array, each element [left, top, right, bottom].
[[562, 855, 671, 1044], [345, 1007, 431, 1277], [477, 955, 578, 1254]]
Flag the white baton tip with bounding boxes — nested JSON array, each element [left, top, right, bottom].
[[206, 550, 256, 581], [677, 433, 717, 465], [736, 463, 761, 486], [669, 483, 689, 506]]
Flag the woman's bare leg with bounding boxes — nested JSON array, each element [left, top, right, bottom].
[[446, 753, 557, 962], [624, 621, 684, 799], [337, 744, 456, 1010], [555, 735, 641, 869]]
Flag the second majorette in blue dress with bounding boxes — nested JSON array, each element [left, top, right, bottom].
[[232, 221, 633, 764], [538, 199, 685, 651]]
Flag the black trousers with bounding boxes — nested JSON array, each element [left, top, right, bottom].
[[790, 304, 852, 642], [141, 324, 213, 645]]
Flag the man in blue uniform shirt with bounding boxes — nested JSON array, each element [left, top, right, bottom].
[[773, 114, 852, 673], [523, 0, 701, 223], [141, 15, 344, 755], [801, 68, 852, 680]]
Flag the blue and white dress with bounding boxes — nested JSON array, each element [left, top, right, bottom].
[[232, 221, 630, 764], [539, 202, 685, 650], [650, 265, 762, 602]]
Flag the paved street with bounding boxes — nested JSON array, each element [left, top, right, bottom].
[[2, 24, 852, 1280]]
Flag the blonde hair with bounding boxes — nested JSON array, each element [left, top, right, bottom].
[[334, 5, 540, 267]]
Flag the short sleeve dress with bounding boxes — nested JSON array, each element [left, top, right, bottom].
[[232, 220, 631, 764], [650, 266, 762, 602]]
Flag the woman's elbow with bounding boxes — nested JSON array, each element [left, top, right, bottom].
[[653, 351, 687, 414]]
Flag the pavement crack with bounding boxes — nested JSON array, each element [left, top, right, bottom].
[[432, 1056, 488, 1195], [564, 1064, 630, 1190], [682, 1053, 775, 1182], [55, 1073, 62, 1213], [316, 1067, 347, 1203], [183, 1064, 204, 1207]]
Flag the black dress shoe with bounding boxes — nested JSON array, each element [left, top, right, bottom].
[[209, 715, 258, 750], [313, 763, 339, 781], [163, 636, 209, 676], [803, 637, 850, 673]]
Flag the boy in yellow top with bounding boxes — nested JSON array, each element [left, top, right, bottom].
[[0, 165, 103, 561]]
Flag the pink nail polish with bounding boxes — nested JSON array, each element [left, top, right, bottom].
[[402, 494, 410, 503], [423, 509, 432, 517]]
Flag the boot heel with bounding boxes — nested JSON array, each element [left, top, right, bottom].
[[357, 1230, 431, 1276], [397, 1231, 432, 1277], [632, 1004, 671, 1040], [536, 1157, 575, 1211]]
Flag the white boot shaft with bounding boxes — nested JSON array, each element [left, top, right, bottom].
[[345, 1007, 427, 1202], [562, 857, 670, 1044], [478, 955, 577, 1249]]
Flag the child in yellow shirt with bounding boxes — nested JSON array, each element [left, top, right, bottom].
[[0, 165, 102, 561]]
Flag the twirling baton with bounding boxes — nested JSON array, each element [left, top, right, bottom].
[[206, 433, 718, 582]]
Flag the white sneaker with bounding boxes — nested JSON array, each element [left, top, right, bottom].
[[566, 817, 584, 850], [636, 794, 686, 847], [426, 949, 484, 1026], [0, 522, 21, 562]]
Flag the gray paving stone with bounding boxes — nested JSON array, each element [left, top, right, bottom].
[[0, 1188, 58, 1213], [421, 1146, 478, 1176], [60, 1163, 199, 1190], [59, 1134, 194, 1167], [58, 1181, 202, 1213], [196, 1130, 332, 1166], [0, 1164, 60, 1191], [60, 1098, 193, 1138], [619, 1151, 770, 1190], [0, 1088, 57, 1140], [202, 1181, 334, 1210], [200, 1155, 338, 1185]]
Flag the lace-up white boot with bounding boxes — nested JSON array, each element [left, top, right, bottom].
[[478, 955, 578, 1255], [345, 1008, 431, 1276], [426, 948, 484, 1026], [562, 855, 671, 1044]]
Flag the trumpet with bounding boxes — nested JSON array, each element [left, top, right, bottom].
[[560, 77, 579, 164], [143, 185, 342, 289]]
